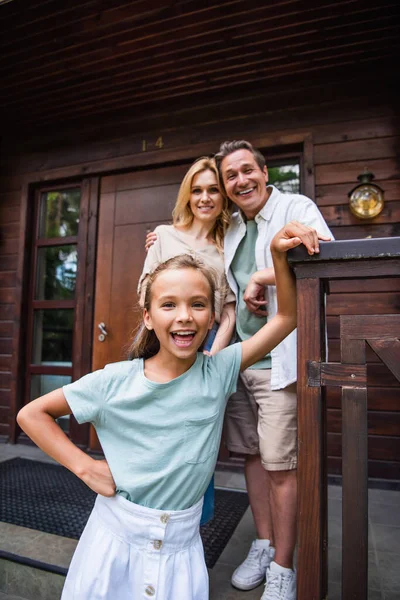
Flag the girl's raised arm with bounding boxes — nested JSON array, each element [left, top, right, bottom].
[[17, 390, 116, 497], [240, 221, 330, 371]]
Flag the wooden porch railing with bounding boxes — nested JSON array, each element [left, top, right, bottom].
[[288, 237, 400, 600]]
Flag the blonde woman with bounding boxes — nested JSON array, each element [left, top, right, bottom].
[[139, 157, 236, 356], [138, 157, 236, 526]]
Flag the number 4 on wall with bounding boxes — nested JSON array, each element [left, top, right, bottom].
[[142, 137, 164, 151]]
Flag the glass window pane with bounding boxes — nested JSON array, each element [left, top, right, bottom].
[[30, 374, 71, 400], [32, 310, 74, 366], [39, 189, 80, 238], [30, 375, 72, 433], [56, 415, 70, 433], [268, 164, 300, 194], [35, 245, 77, 300]]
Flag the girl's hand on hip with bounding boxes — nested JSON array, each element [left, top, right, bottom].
[[80, 458, 116, 497]]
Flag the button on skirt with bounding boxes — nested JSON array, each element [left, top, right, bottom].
[[61, 494, 208, 600]]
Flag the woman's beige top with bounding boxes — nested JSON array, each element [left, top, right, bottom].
[[138, 225, 235, 323]]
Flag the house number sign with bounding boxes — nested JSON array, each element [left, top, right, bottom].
[[142, 137, 164, 152]]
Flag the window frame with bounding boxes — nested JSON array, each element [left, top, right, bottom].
[[21, 179, 98, 447]]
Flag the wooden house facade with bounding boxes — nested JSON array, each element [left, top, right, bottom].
[[0, 0, 399, 479]]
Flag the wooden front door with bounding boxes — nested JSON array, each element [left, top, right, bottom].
[[90, 163, 190, 450]]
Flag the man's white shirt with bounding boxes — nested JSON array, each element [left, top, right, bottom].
[[224, 185, 334, 390]]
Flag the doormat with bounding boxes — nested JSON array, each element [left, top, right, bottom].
[[0, 457, 248, 569]]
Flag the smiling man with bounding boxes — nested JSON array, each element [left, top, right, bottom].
[[215, 140, 333, 600]]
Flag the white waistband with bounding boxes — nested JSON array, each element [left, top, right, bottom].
[[93, 494, 203, 552]]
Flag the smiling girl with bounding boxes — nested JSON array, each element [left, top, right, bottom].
[[17, 221, 325, 600], [138, 157, 236, 527]]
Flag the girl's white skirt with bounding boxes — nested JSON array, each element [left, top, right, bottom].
[[61, 494, 208, 600]]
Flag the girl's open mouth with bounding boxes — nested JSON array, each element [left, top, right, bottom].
[[171, 331, 196, 347]]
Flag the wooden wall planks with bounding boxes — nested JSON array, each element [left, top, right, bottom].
[[1, 1, 399, 133], [0, 187, 18, 440], [0, 93, 399, 476]]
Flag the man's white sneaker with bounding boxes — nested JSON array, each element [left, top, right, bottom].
[[261, 561, 296, 600], [231, 539, 275, 590]]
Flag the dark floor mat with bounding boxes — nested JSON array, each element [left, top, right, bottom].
[[0, 457, 248, 569]]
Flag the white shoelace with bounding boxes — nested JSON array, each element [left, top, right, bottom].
[[263, 571, 289, 600]]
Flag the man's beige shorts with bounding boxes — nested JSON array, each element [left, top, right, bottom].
[[224, 369, 297, 471]]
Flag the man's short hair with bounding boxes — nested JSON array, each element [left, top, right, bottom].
[[215, 140, 266, 176]]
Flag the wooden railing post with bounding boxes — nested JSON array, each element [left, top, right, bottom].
[[340, 332, 368, 600], [288, 237, 400, 600], [296, 277, 326, 600]]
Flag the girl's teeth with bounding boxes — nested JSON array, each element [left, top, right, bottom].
[[172, 332, 195, 347], [172, 332, 195, 340]]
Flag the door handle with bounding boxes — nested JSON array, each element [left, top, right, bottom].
[[98, 322, 108, 342]]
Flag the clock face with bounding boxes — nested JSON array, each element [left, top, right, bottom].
[[349, 184, 384, 219]]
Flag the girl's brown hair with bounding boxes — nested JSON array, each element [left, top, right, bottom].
[[172, 156, 231, 253], [129, 254, 217, 360]]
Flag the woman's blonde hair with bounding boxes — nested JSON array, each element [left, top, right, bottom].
[[128, 254, 217, 360], [172, 157, 231, 252]]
